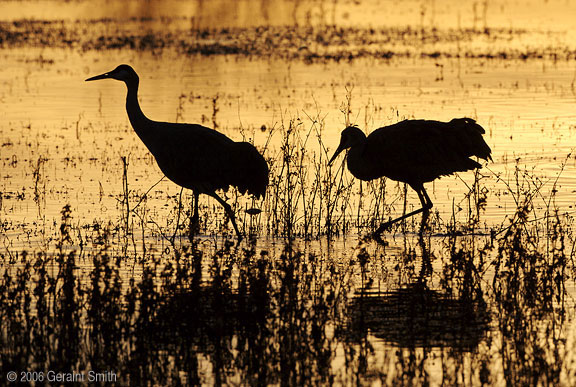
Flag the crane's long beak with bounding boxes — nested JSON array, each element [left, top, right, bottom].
[[85, 72, 111, 81], [328, 144, 346, 165]]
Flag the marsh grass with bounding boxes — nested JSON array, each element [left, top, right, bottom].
[[263, 111, 356, 239]]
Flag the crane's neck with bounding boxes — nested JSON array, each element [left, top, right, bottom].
[[124, 78, 153, 140], [347, 140, 375, 181]]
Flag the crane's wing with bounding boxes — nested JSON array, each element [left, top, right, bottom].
[[364, 118, 492, 184], [144, 121, 268, 197]]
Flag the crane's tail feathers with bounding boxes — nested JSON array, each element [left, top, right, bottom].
[[231, 142, 269, 199], [468, 158, 483, 170]]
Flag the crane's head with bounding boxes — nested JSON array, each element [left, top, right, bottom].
[[328, 126, 366, 165], [85, 64, 139, 84]]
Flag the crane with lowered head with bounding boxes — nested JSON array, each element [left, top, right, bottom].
[[329, 118, 492, 236]]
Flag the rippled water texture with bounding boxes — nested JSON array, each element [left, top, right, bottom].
[[1, 0, 576, 385]]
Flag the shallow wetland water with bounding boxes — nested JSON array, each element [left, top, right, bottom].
[[2, 0, 576, 385]]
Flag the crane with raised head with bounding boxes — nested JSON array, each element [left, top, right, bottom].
[[86, 64, 268, 240], [329, 118, 492, 236]]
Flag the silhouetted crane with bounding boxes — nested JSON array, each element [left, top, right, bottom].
[[86, 64, 268, 240], [329, 118, 492, 235]]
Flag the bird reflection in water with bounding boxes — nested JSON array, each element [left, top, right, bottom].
[[343, 283, 490, 350]]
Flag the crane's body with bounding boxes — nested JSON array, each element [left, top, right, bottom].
[[329, 118, 492, 235], [129, 119, 267, 199], [86, 64, 268, 240]]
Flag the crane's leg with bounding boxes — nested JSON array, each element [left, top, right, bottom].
[[373, 184, 433, 236], [208, 192, 243, 241], [189, 191, 200, 238], [417, 188, 432, 234]]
